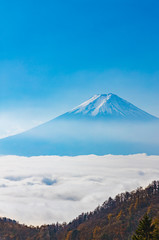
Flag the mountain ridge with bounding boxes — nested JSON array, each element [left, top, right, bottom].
[[0, 180, 158, 239]]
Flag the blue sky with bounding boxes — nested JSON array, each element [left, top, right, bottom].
[[0, 0, 159, 136]]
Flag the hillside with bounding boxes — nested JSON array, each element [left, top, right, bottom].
[[0, 181, 158, 239]]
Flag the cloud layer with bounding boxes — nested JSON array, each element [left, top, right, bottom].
[[0, 154, 158, 225]]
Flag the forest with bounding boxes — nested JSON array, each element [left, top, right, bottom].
[[0, 180, 158, 239]]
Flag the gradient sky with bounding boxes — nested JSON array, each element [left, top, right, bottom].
[[0, 0, 159, 136]]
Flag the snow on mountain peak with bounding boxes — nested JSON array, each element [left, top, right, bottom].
[[65, 93, 157, 120], [69, 93, 121, 116]]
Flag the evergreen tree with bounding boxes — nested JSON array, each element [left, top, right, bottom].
[[153, 228, 159, 240], [152, 218, 159, 240], [132, 214, 155, 240]]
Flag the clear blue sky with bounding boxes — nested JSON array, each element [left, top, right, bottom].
[[0, 0, 159, 136]]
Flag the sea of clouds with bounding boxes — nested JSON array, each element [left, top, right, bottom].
[[0, 154, 158, 226]]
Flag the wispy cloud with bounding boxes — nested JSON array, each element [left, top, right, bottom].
[[0, 154, 158, 225]]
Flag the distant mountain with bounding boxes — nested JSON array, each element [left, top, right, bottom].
[[0, 181, 158, 240], [0, 93, 158, 156], [58, 93, 157, 121]]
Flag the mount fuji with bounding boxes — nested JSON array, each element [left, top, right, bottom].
[[58, 93, 157, 121], [0, 93, 158, 156]]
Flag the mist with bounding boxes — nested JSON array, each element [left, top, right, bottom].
[[0, 154, 158, 225], [0, 119, 159, 156]]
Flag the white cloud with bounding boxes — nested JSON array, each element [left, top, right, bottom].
[[0, 154, 158, 226]]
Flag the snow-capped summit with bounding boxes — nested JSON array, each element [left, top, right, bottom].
[[60, 93, 157, 121]]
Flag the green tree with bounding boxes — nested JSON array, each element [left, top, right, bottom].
[[153, 228, 159, 240], [152, 217, 159, 240], [132, 214, 155, 240]]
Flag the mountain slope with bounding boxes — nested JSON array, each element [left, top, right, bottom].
[[0, 93, 158, 156], [58, 93, 157, 121], [0, 181, 158, 240]]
